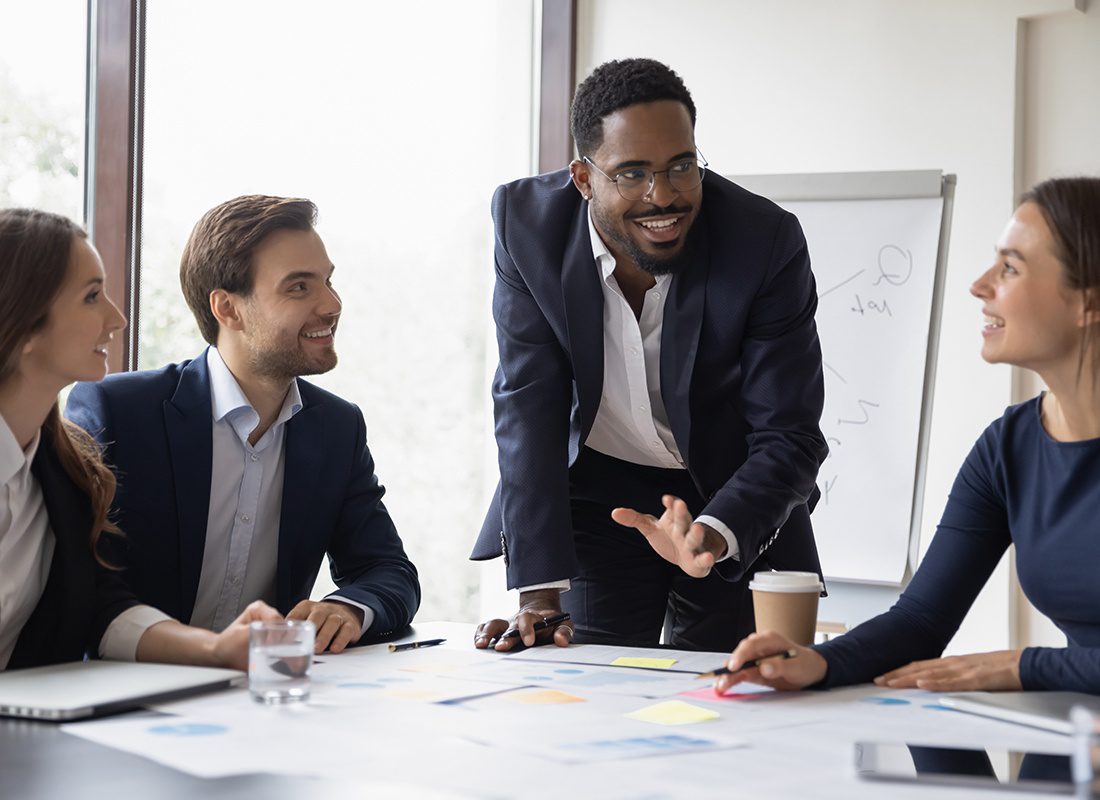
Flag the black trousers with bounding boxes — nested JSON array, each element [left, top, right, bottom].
[[559, 448, 759, 653]]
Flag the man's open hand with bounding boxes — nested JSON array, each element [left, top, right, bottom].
[[612, 494, 727, 578]]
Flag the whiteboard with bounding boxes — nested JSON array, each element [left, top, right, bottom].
[[732, 172, 954, 585]]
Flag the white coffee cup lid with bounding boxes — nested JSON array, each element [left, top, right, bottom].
[[748, 570, 823, 593]]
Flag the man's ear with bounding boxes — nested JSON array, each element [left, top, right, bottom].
[[210, 289, 245, 332], [569, 159, 593, 201]]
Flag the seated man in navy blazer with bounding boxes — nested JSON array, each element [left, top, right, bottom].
[[67, 195, 419, 653], [473, 59, 827, 652]]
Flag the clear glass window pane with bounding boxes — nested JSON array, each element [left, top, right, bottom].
[[0, 0, 87, 221], [139, 2, 536, 621]]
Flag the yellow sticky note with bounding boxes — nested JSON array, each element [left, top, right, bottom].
[[626, 700, 720, 726], [512, 689, 586, 705], [610, 656, 677, 669]]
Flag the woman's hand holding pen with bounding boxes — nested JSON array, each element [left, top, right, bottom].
[[715, 631, 827, 694], [473, 588, 575, 651]]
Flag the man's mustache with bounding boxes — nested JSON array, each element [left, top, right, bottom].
[[628, 204, 693, 220]]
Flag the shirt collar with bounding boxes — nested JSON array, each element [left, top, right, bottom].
[[0, 412, 40, 487], [206, 348, 303, 442], [587, 207, 616, 280]]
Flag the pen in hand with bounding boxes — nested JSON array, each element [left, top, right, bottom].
[[696, 648, 799, 679], [490, 612, 571, 645]]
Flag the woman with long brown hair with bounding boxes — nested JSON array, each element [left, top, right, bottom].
[[0, 208, 279, 670], [718, 176, 1100, 695]]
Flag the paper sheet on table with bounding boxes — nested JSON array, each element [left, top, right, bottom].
[[458, 691, 745, 763], [437, 657, 705, 698], [63, 699, 474, 779], [503, 643, 722, 673]]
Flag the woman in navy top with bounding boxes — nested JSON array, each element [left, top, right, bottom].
[[716, 176, 1100, 695]]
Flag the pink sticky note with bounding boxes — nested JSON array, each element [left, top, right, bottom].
[[679, 684, 772, 703]]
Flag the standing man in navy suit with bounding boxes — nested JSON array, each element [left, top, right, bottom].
[[473, 59, 827, 652], [67, 195, 419, 654]]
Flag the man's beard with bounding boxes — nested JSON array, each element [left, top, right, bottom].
[[247, 333, 337, 381], [593, 202, 696, 277]]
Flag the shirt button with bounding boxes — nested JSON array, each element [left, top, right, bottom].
[[653, 292, 661, 300], [638, 405, 648, 412], [250, 454, 258, 462], [241, 514, 250, 523]]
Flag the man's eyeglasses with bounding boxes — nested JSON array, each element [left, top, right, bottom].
[[582, 151, 708, 201]]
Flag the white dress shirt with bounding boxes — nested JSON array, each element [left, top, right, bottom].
[[0, 416, 54, 669], [0, 412, 171, 667], [188, 348, 373, 633], [518, 211, 739, 594]]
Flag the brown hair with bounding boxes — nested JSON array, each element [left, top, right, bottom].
[[0, 208, 121, 564], [180, 195, 317, 344], [1020, 177, 1100, 380]]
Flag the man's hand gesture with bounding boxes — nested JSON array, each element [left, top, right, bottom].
[[612, 494, 727, 578]]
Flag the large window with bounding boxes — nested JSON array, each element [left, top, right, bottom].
[[0, 0, 87, 220], [138, 2, 537, 621]]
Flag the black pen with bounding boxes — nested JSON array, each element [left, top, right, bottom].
[[696, 648, 798, 679], [388, 638, 447, 652], [491, 612, 571, 644]]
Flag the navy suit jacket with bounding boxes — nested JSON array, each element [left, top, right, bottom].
[[8, 426, 139, 669], [65, 353, 420, 641], [471, 169, 828, 589]]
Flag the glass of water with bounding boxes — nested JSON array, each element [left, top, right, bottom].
[[248, 619, 315, 704]]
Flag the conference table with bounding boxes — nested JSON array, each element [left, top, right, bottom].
[[0, 622, 1081, 799]]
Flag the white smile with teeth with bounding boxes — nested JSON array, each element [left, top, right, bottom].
[[303, 328, 332, 339], [984, 316, 1004, 329], [638, 218, 677, 229]]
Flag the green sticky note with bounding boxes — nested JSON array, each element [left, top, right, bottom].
[[626, 700, 720, 726], [610, 656, 677, 669]]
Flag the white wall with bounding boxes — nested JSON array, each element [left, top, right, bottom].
[[575, 0, 1092, 654]]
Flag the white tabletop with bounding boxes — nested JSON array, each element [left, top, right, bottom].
[[55, 622, 1077, 799]]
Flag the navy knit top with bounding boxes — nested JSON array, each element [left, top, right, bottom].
[[817, 396, 1100, 692]]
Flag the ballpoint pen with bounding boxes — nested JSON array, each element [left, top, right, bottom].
[[389, 638, 447, 652], [696, 648, 798, 679], [490, 612, 571, 645]]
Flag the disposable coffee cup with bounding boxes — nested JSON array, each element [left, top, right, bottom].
[[749, 571, 823, 646]]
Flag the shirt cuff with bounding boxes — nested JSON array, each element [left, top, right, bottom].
[[324, 595, 376, 637], [695, 515, 740, 562], [517, 579, 571, 594], [99, 604, 175, 661]]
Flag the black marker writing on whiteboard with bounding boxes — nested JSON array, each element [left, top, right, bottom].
[[837, 399, 880, 426], [873, 244, 913, 287]]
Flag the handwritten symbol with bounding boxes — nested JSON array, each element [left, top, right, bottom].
[[851, 294, 893, 317], [819, 269, 865, 300], [837, 399, 880, 426], [822, 475, 838, 505], [824, 362, 847, 384], [873, 245, 913, 287]]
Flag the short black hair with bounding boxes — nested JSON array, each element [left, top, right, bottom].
[[570, 58, 696, 157]]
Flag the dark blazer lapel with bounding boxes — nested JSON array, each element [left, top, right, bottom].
[[163, 353, 215, 621], [561, 202, 604, 442], [661, 216, 710, 463], [277, 387, 324, 613], [9, 438, 94, 667]]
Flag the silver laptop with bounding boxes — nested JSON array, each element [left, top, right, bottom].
[[0, 660, 243, 721], [939, 691, 1100, 735]]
